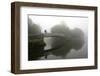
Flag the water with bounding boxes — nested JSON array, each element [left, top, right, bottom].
[[44, 37, 52, 50], [40, 36, 88, 60]]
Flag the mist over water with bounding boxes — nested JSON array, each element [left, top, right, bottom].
[[28, 15, 88, 60]]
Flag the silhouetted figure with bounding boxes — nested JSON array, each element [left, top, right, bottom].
[[44, 30, 47, 34]]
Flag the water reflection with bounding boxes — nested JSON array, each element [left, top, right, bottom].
[[44, 37, 52, 50]]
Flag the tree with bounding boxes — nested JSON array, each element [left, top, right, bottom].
[[51, 22, 84, 58], [28, 18, 46, 60]]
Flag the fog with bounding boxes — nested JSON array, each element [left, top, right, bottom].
[[28, 15, 88, 60]]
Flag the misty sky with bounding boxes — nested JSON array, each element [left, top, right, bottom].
[[28, 15, 88, 34]]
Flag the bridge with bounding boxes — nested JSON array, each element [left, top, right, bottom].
[[44, 33, 65, 38], [29, 33, 65, 38]]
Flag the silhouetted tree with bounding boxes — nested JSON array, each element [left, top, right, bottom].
[[28, 18, 41, 35]]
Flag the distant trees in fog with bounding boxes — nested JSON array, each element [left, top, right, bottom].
[[51, 22, 84, 58], [28, 18, 41, 35]]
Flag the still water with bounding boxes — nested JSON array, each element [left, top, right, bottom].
[[40, 37, 88, 60]]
